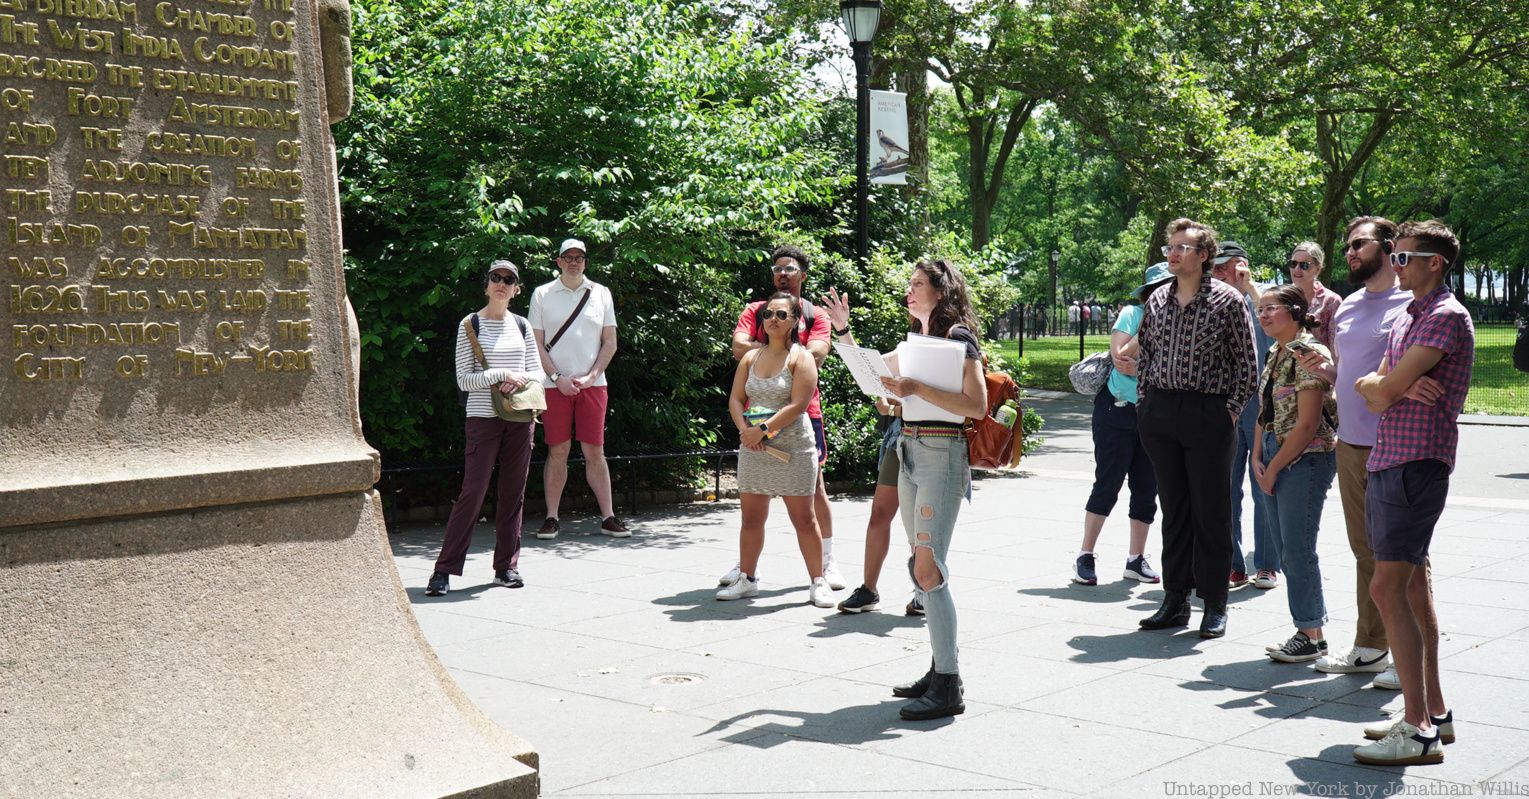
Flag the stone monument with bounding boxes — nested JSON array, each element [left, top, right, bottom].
[[0, 0, 538, 794]]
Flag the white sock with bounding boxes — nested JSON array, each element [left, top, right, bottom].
[[822, 538, 835, 562], [1079, 550, 1094, 558]]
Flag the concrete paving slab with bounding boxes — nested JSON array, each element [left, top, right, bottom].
[[1091, 743, 1464, 798]]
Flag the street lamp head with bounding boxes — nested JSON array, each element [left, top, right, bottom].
[[840, 0, 882, 45]]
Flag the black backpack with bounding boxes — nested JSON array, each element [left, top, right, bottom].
[[456, 312, 529, 407], [1515, 322, 1529, 373]]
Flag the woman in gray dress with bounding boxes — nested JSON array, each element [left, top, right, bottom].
[[717, 292, 832, 607]]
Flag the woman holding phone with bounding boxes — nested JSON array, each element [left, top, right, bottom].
[[878, 260, 988, 721], [717, 291, 833, 608], [1252, 284, 1339, 663]]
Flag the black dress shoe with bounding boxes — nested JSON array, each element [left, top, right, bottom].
[[892, 660, 935, 698], [899, 672, 964, 721], [1199, 601, 1228, 638], [1140, 590, 1191, 630]]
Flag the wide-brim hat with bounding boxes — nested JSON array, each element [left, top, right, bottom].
[[1134, 262, 1172, 301]]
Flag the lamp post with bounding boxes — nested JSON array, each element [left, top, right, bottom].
[[841, 0, 881, 268], [1049, 249, 1059, 333]]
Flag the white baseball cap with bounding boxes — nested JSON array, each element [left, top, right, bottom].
[[558, 238, 586, 256]]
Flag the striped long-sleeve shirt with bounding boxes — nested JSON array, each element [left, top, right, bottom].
[[1138, 277, 1258, 418], [456, 313, 545, 418]]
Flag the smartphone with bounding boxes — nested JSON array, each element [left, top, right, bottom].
[[1286, 341, 1313, 355]]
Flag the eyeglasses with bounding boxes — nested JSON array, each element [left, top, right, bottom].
[[1255, 305, 1288, 317], [760, 309, 792, 321], [1160, 244, 1203, 257], [488, 273, 517, 285], [559, 254, 586, 263], [1344, 238, 1378, 253], [1286, 260, 1316, 271], [771, 264, 801, 274], [1390, 251, 1442, 267]]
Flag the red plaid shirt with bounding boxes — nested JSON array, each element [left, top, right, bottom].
[[1368, 286, 1475, 473]]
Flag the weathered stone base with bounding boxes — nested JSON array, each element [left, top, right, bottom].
[[0, 491, 537, 798]]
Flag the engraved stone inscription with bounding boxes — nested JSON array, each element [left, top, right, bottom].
[[1, 0, 313, 383]]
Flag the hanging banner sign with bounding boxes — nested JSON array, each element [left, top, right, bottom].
[[869, 90, 909, 185]]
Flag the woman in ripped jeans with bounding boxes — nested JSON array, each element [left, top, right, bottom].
[[877, 260, 989, 721]]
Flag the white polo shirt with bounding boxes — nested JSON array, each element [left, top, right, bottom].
[[527, 276, 617, 387]]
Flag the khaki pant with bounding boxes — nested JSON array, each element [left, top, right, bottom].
[[1337, 441, 1387, 650]]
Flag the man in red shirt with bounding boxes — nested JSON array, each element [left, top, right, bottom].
[[726, 245, 844, 590]]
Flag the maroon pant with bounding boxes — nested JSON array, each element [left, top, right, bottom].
[[434, 417, 533, 575]]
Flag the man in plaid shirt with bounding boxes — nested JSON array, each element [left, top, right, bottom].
[[1352, 220, 1474, 767]]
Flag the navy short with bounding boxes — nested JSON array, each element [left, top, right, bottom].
[[1366, 459, 1450, 565], [810, 417, 827, 467]]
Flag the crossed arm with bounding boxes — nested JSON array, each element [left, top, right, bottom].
[[1354, 345, 1447, 414]]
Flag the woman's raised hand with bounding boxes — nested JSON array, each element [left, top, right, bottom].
[[821, 287, 851, 331]]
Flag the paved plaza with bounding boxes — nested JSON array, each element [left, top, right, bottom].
[[390, 393, 1529, 797]]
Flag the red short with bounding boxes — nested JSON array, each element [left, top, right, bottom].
[[542, 385, 608, 447]]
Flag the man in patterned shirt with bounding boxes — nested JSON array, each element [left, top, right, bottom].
[[1351, 220, 1473, 766], [1135, 218, 1258, 639]]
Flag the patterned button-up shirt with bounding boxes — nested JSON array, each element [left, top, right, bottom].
[[1308, 281, 1343, 350], [1139, 276, 1259, 417], [1368, 285, 1475, 473]]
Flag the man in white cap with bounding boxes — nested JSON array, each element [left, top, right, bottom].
[[528, 238, 628, 539]]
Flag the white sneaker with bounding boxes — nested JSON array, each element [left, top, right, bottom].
[[1365, 711, 1455, 745], [1353, 720, 1444, 766], [1313, 646, 1390, 674], [808, 577, 834, 608], [719, 562, 741, 586], [1372, 666, 1401, 690], [716, 574, 758, 601], [822, 558, 847, 591]]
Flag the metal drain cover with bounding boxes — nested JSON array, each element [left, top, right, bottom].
[[649, 673, 704, 685]]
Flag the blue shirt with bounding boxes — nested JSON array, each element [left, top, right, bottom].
[[1107, 305, 1144, 404]]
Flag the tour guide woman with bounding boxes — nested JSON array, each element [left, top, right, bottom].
[[879, 260, 988, 721], [425, 260, 544, 596]]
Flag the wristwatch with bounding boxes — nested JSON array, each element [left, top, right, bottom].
[[757, 422, 770, 436], [549, 371, 562, 382]]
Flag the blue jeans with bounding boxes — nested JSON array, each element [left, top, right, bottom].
[[1231, 403, 1278, 574], [897, 428, 970, 675], [1255, 432, 1335, 630]]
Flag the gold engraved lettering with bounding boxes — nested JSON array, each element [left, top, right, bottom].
[[65, 87, 133, 117], [0, 53, 96, 81], [234, 166, 301, 190], [173, 347, 225, 376], [154, 3, 255, 35], [80, 159, 211, 187], [1, 86, 35, 113], [165, 221, 305, 250], [284, 259, 307, 280], [276, 318, 310, 341], [13, 353, 86, 381], [168, 97, 298, 129], [120, 29, 182, 59], [80, 125, 121, 150], [248, 345, 311, 372], [9, 284, 88, 313], [9, 256, 67, 278], [273, 288, 307, 310], [75, 191, 201, 216], [96, 256, 264, 280], [147, 131, 257, 158], [190, 37, 292, 72], [260, 0, 292, 12], [105, 62, 143, 86], [30, 0, 140, 25], [269, 198, 301, 220], [12, 321, 181, 347], [0, 14, 43, 46], [217, 288, 265, 310], [91, 286, 151, 312], [4, 154, 47, 179], [114, 353, 149, 377], [3, 122, 57, 147], [155, 288, 208, 311], [151, 68, 294, 101], [5, 188, 51, 211], [7, 217, 102, 246], [45, 19, 115, 52]]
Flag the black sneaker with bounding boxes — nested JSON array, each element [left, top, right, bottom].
[[837, 585, 881, 614], [493, 568, 524, 589], [1269, 632, 1327, 663], [425, 571, 449, 596], [1072, 553, 1098, 585], [905, 595, 925, 616]]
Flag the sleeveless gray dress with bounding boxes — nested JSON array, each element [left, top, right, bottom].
[[738, 346, 819, 497]]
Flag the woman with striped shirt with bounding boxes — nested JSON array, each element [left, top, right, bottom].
[[426, 260, 545, 596]]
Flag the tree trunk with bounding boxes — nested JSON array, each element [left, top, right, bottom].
[[1145, 209, 1170, 269], [1315, 110, 1396, 283]]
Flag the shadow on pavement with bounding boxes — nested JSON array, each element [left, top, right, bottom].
[[652, 587, 805, 622], [701, 701, 951, 747]]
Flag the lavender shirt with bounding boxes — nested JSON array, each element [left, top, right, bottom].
[[1332, 285, 1411, 447]]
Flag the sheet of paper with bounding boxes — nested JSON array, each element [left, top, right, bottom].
[[896, 335, 966, 423], [833, 342, 897, 399]]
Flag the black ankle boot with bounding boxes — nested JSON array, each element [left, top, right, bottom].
[[1140, 590, 1191, 630], [1199, 600, 1228, 638], [891, 660, 935, 698], [899, 672, 964, 720]]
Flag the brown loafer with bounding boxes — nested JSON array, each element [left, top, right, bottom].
[[600, 515, 631, 537], [535, 517, 560, 540]]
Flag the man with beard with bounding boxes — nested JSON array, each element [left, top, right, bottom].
[[1294, 217, 1412, 690], [725, 245, 845, 590]]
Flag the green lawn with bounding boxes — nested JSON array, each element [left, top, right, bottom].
[[994, 325, 1528, 417]]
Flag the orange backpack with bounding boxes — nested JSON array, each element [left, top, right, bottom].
[[965, 370, 1023, 469]]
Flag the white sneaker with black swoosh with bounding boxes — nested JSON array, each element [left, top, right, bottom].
[[1313, 645, 1390, 674]]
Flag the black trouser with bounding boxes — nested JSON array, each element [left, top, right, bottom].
[[1136, 389, 1235, 605], [1085, 387, 1157, 523]]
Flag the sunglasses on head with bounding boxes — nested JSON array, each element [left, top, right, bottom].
[[488, 273, 517, 285], [760, 309, 793, 321]]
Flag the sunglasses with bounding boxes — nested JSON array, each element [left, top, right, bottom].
[[559, 254, 587, 263], [760, 309, 793, 321], [1160, 244, 1203, 257], [1344, 238, 1378, 252], [1390, 251, 1442, 267], [1286, 260, 1316, 271], [488, 273, 517, 285]]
